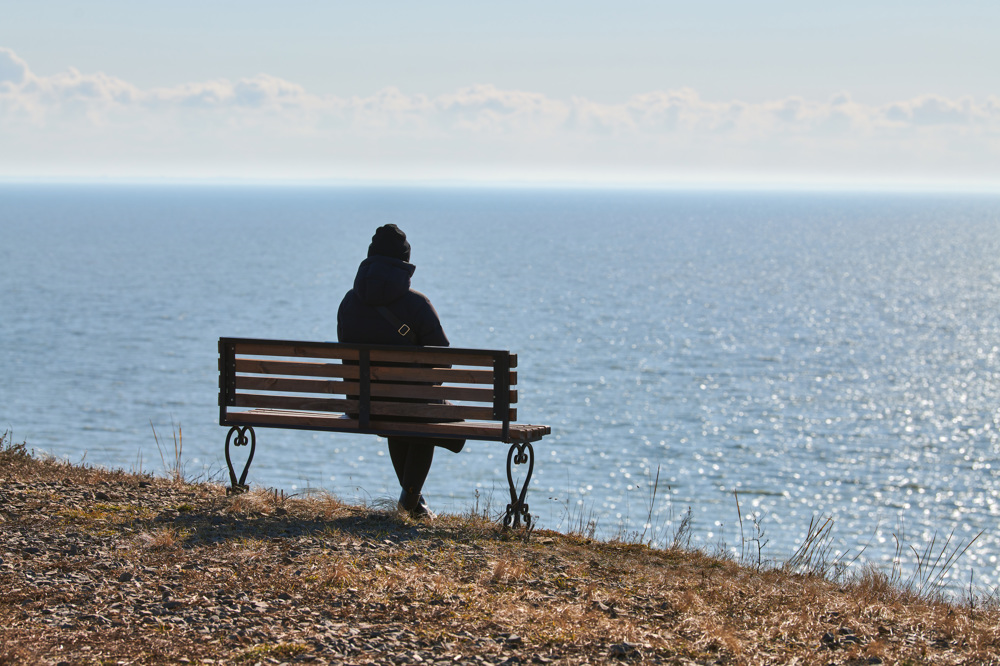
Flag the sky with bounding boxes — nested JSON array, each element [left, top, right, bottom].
[[1, 0, 999, 189]]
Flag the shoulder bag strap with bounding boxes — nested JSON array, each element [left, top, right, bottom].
[[374, 305, 418, 344]]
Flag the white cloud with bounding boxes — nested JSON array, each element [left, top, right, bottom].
[[1, 47, 998, 186], [0, 47, 29, 86], [433, 84, 568, 133], [883, 94, 990, 127]]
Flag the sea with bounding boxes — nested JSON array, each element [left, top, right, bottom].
[[3, 184, 1000, 596]]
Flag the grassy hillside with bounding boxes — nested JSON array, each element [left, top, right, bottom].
[[2, 433, 998, 664]]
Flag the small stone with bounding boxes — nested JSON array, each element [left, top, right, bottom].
[[608, 643, 641, 661]]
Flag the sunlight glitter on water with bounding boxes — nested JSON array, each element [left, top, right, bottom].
[[4, 186, 1000, 595]]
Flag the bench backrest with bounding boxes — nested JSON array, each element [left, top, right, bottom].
[[218, 338, 517, 440]]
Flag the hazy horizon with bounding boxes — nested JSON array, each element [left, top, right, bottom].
[[3, 2, 998, 189]]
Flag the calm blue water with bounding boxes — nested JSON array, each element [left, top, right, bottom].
[[3, 184, 1000, 594]]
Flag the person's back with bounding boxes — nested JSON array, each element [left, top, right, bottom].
[[336, 224, 462, 518], [337, 251, 448, 347]]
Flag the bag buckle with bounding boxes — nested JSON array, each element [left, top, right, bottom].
[[398, 324, 411, 337]]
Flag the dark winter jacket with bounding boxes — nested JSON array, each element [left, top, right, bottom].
[[337, 256, 449, 347], [337, 255, 463, 452]]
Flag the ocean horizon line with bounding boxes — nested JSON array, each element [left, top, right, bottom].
[[2, 175, 1000, 195]]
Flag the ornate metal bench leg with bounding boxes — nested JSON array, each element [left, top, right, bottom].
[[503, 442, 534, 529], [225, 426, 256, 495]]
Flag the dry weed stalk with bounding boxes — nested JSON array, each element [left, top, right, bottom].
[[734, 491, 770, 570], [150, 420, 184, 483], [783, 515, 852, 579], [232, 486, 293, 514], [489, 557, 528, 585], [138, 526, 183, 550], [905, 528, 985, 598]]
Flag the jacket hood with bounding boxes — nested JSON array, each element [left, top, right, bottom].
[[352, 255, 416, 306]]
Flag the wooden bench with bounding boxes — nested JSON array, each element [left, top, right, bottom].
[[218, 337, 551, 527]]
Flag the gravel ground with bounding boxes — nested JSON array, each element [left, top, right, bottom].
[[3, 437, 1000, 665]]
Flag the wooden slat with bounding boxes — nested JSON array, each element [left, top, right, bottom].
[[220, 339, 548, 442], [232, 395, 512, 421], [236, 376, 352, 395], [233, 358, 515, 386], [369, 366, 515, 385], [234, 394, 355, 412], [369, 349, 501, 367], [233, 376, 515, 404], [233, 342, 511, 368], [235, 358, 359, 379], [225, 409, 549, 442], [234, 343, 360, 361], [507, 423, 550, 440], [227, 410, 360, 430], [371, 384, 514, 404], [369, 401, 514, 422], [362, 419, 546, 442]]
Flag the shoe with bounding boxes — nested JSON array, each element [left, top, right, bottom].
[[398, 489, 435, 519], [412, 494, 435, 519]]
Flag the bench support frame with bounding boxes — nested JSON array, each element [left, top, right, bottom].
[[504, 441, 534, 529], [224, 425, 256, 496], [225, 423, 535, 529]]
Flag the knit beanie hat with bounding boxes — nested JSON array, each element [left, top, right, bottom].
[[367, 224, 411, 262]]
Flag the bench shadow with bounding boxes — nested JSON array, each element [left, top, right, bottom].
[[142, 505, 485, 549]]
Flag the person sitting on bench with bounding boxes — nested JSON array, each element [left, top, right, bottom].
[[337, 224, 463, 518]]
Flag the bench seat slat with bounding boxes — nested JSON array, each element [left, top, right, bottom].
[[226, 409, 549, 443]]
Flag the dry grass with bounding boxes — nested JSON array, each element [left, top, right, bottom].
[[150, 421, 185, 483], [3, 432, 1000, 664], [137, 526, 185, 550]]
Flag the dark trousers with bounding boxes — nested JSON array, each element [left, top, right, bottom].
[[388, 437, 436, 495]]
